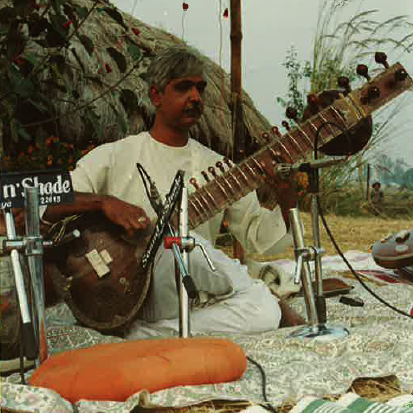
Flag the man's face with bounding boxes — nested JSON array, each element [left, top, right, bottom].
[[152, 75, 207, 132]]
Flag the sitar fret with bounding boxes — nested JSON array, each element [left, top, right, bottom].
[[188, 62, 413, 229]]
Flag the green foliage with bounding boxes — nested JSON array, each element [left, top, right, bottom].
[[0, 0, 144, 167], [276, 47, 312, 119], [276, 0, 413, 213]]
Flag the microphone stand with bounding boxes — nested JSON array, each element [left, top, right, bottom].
[[164, 186, 216, 338], [138, 168, 215, 339], [2, 187, 53, 367], [277, 157, 350, 340]]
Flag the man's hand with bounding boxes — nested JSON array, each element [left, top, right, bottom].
[[101, 195, 151, 237], [267, 169, 299, 229]]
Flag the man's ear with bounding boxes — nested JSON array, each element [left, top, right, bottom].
[[149, 86, 162, 107]]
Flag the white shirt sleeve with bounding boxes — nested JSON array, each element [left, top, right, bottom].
[[225, 192, 293, 256], [70, 143, 113, 194]]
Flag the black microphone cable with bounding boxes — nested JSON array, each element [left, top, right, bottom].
[[313, 120, 413, 320]]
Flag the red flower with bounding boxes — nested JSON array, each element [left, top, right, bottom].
[[182, 2, 188, 10], [63, 20, 73, 30], [14, 58, 23, 66], [105, 63, 112, 73], [223, 8, 229, 18], [132, 28, 141, 36]]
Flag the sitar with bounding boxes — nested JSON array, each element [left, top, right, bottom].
[[46, 55, 413, 334]]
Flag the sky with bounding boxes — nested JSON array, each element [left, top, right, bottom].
[[111, 0, 413, 167]]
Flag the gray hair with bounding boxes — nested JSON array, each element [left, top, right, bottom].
[[147, 46, 206, 93]]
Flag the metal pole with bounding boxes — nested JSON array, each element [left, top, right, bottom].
[[3, 210, 38, 361], [24, 187, 48, 366], [178, 187, 190, 338], [289, 208, 318, 327], [311, 195, 327, 324]]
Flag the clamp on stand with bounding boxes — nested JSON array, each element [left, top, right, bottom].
[[1, 187, 53, 367], [164, 187, 216, 338], [276, 157, 350, 340]]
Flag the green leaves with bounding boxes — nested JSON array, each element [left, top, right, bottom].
[[120, 89, 138, 115], [127, 42, 142, 61], [107, 47, 126, 73], [0, 7, 17, 24], [9, 64, 35, 97], [78, 34, 94, 56], [102, 7, 127, 30], [0, 0, 143, 157]]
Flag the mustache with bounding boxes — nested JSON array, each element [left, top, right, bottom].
[[183, 106, 202, 116]]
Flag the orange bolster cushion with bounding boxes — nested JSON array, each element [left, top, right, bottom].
[[29, 337, 247, 403]]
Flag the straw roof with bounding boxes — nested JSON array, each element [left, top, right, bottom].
[[1, 0, 273, 159]]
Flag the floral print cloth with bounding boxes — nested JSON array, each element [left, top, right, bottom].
[[2, 252, 413, 413]]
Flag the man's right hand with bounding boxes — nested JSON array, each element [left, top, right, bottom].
[[101, 195, 151, 238]]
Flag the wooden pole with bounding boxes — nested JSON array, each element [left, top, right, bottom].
[[230, 0, 245, 161], [229, 0, 246, 263], [366, 163, 371, 201]]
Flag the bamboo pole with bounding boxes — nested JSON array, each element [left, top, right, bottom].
[[230, 0, 246, 263], [230, 0, 245, 161]]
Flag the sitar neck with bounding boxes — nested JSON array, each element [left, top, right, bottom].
[[186, 62, 412, 230]]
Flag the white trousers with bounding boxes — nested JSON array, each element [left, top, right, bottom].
[[126, 233, 282, 339]]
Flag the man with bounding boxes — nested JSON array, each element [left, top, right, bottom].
[[41, 46, 304, 338], [371, 181, 384, 214]]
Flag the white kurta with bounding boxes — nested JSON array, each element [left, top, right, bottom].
[[70, 132, 292, 337]]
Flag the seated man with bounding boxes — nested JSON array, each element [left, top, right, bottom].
[[38, 46, 305, 337]]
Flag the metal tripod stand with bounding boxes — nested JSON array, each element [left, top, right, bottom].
[[2, 187, 52, 367], [278, 156, 350, 340]]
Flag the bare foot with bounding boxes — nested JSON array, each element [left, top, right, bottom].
[[278, 298, 306, 328]]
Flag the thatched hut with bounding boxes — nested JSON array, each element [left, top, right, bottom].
[[0, 0, 273, 162]]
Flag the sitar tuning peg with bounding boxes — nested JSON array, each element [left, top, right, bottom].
[[216, 161, 225, 173], [338, 76, 351, 94], [356, 64, 371, 81], [261, 132, 271, 142], [307, 93, 320, 107], [189, 177, 200, 190], [375, 52, 389, 69], [281, 120, 291, 132], [271, 126, 282, 138], [208, 166, 217, 178], [223, 157, 232, 168], [285, 107, 299, 123], [201, 170, 210, 183], [395, 68, 408, 83]]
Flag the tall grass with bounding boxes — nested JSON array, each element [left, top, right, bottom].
[[282, 0, 413, 214]]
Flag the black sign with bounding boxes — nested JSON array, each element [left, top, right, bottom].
[[0, 169, 75, 209]]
